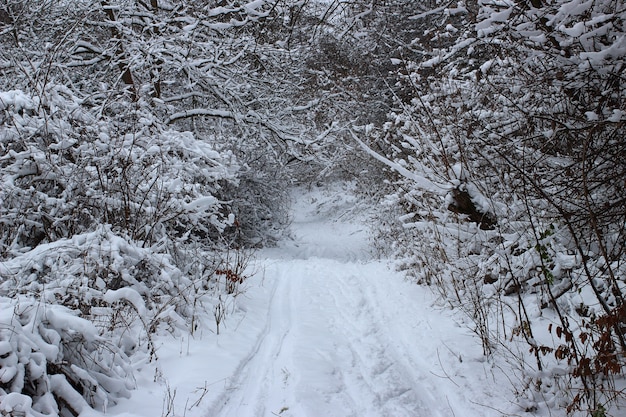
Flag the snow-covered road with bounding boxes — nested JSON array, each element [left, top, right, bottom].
[[207, 258, 455, 417], [205, 185, 498, 417], [112, 184, 507, 417]]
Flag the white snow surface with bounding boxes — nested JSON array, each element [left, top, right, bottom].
[[109, 183, 514, 417]]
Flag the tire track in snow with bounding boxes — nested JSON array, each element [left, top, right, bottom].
[[344, 271, 452, 416], [206, 261, 297, 417], [209, 258, 455, 417], [304, 262, 449, 417]]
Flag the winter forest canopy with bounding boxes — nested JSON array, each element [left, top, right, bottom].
[[0, 0, 625, 416]]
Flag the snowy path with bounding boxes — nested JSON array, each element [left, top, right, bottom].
[[204, 186, 495, 417], [112, 184, 507, 417], [206, 260, 448, 417]]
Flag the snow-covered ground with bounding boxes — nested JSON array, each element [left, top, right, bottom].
[[110, 183, 517, 417]]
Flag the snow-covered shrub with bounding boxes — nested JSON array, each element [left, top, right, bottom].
[[0, 296, 133, 416], [0, 84, 246, 415], [219, 170, 290, 247], [0, 86, 238, 258], [361, 0, 626, 414], [0, 226, 251, 415]]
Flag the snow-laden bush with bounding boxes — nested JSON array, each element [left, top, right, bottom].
[[0, 85, 249, 415], [361, 0, 626, 414], [0, 86, 238, 258], [0, 220, 248, 416], [0, 296, 133, 417], [0, 223, 243, 346]]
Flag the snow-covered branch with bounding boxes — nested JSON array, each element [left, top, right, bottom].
[[349, 130, 448, 195]]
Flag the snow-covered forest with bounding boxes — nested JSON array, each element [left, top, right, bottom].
[[1, 0, 624, 416]]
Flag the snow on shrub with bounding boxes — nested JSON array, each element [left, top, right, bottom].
[[0, 85, 251, 415], [0, 296, 132, 416], [0, 85, 238, 259], [0, 223, 248, 416], [362, 0, 626, 413]]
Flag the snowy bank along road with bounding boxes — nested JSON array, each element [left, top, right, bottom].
[[113, 184, 511, 417]]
